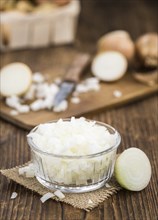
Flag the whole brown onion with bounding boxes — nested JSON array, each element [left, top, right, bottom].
[[135, 33, 158, 68], [97, 30, 135, 62]]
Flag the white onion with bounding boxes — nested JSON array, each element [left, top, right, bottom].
[[75, 77, 100, 93], [28, 117, 118, 185], [18, 167, 25, 175], [54, 190, 65, 199], [88, 199, 93, 204], [32, 72, 45, 84], [16, 104, 30, 113], [105, 183, 111, 188], [25, 169, 35, 178], [53, 100, 68, 112], [18, 163, 35, 178], [6, 96, 30, 114], [10, 110, 19, 116], [70, 97, 80, 104], [10, 192, 18, 199], [28, 117, 117, 156], [24, 84, 36, 100], [91, 52, 128, 82], [40, 192, 55, 203], [0, 63, 32, 97], [113, 90, 122, 98], [114, 148, 152, 191]]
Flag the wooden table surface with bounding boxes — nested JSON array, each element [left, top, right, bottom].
[[0, 0, 158, 219]]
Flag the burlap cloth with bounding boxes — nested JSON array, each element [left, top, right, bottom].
[[0, 162, 121, 211]]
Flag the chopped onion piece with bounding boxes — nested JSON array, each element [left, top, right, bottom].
[[40, 192, 55, 203], [18, 163, 35, 178], [17, 104, 30, 113], [113, 90, 122, 98], [30, 99, 45, 111], [70, 97, 80, 104], [72, 91, 79, 97], [105, 183, 111, 188], [10, 110, 19, 116], [25, 169, 35, 178], [53, 100, 68, 112], [24, 84, 36, 100], [33, 72, 45, 84], [88, 199, 93, 204], [10, 192, 18, 199], [18, 167, 26, 175], [6, 95, 21, 109], [54, 190, 65, 199], [114, 147, 152, 191], [54, 77, 62, 85]]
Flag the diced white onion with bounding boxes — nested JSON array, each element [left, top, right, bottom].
[[30, 99, 45, 111], [10, 110, 19, 116], [25, 169, 35, 178], [113, 90, 122, 98], [75, 77, 100, 94], [18, 163, 35, 178], [28, 117, 117, 185], [40, 192, 55, 203], [91, 52, 127, 82], [6, 96, 21, 109], [24, 84, 36, 100], [88, 199, 93, 204], [6, 96, 30, 113], [3, 68, 101, 114], [53, 100, 68, 112], [16, 104, 30, 113], [70, 97, 80, 104], [54, 77, 62, 85], [54, 190, 65, 199], [105, 183, 111, 188], [18, 167, 26, 175], [32, 72, 45, 84], [10, 192, 18, 199]]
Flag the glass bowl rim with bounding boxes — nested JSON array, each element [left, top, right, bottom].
[[27, 118, 121, 159]]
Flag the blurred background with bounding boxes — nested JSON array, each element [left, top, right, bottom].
[[78, 0, 158, 51], [1, 0, 157, 64]]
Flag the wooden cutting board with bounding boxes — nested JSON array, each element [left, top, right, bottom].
[[0, 73, 157, 130]]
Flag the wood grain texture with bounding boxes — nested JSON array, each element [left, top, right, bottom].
[[0, 0, 158, 219]]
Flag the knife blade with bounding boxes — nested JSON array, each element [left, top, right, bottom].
[[53, 53, 91, 107]]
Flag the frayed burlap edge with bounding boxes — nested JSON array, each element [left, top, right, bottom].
[[0, 162, 121, 212]]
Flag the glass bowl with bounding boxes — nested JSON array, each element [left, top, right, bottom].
[[27, 119, 121, 193]]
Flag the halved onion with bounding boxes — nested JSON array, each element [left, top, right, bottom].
[[91, 52, 128, 82], [0, 62, 32, 97], [114, 148, 152, 191]]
